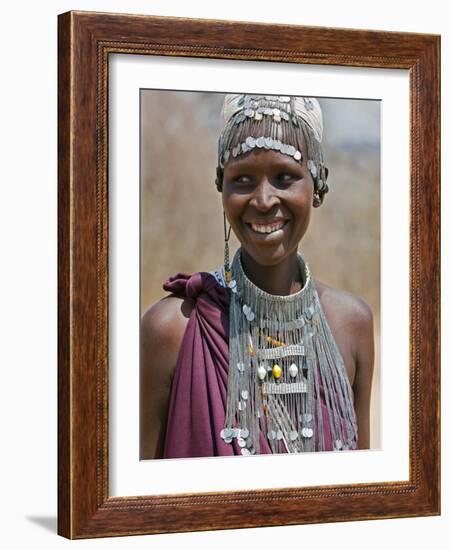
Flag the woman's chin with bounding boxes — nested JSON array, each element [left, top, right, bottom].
[[240, 242, 293, 267]]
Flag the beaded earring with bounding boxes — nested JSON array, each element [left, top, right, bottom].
[[223, 210, 232, 284], [313, 191, 322, 208]]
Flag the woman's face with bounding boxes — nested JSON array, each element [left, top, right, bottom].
[[222, 141, 314, 267]]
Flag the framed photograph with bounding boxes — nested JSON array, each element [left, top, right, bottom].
[[58, 11, 440, 538]]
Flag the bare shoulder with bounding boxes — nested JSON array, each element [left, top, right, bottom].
[[315, 279, 373, 332], [314, 279, 374, 375], [141, 293, 195, 382], [141, 293, 194, 339]]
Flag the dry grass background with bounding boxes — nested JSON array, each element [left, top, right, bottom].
[[140, 90, 381, 448]]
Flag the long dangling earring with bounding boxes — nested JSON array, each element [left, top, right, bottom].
[[223, 210, 232, 283]]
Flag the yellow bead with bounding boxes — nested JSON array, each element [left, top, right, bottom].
[[272, 364, 282, 379]]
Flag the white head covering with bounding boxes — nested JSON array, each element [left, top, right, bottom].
[[219, 94, 323, 143]]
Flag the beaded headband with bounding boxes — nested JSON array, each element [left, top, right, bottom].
[[216, 94, 328, 196]]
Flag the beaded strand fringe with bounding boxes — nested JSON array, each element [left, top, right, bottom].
[[220, 248, 358, 455]]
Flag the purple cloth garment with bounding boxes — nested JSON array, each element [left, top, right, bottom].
[[161, 271, 352, 458]]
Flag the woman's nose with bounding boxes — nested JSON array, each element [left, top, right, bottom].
[[249, 178, 279, 211]]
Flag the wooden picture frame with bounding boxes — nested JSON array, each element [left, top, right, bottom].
[[58, 10, 440, 539]]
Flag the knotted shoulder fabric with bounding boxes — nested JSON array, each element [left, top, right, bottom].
[[160, 271, 352, 458]]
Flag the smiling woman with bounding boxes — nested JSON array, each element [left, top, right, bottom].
[[140, 93, 375, 460], [221, 149, 313, 278]]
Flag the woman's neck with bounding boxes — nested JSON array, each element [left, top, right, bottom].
[[239, 248, 304, 296]]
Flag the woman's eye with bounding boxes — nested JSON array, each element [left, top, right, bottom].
[[277, 173, 296, 183], [235, 175, 252, 185]]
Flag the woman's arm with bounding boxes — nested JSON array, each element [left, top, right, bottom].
[[350, 298, 375, 450], [139, 296, 192, 459]]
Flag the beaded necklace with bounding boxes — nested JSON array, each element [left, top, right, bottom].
[[219, 248, 358, 455]]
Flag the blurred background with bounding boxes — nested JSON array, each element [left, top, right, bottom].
[[140, 90, 381, 448]]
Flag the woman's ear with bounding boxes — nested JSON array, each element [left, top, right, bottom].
[[215, 166, 223, 192]]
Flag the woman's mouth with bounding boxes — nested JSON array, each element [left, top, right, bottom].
[[246, 220, 289, 238]]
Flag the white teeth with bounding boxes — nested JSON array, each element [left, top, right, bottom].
[[250, 222, 285, 234]]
